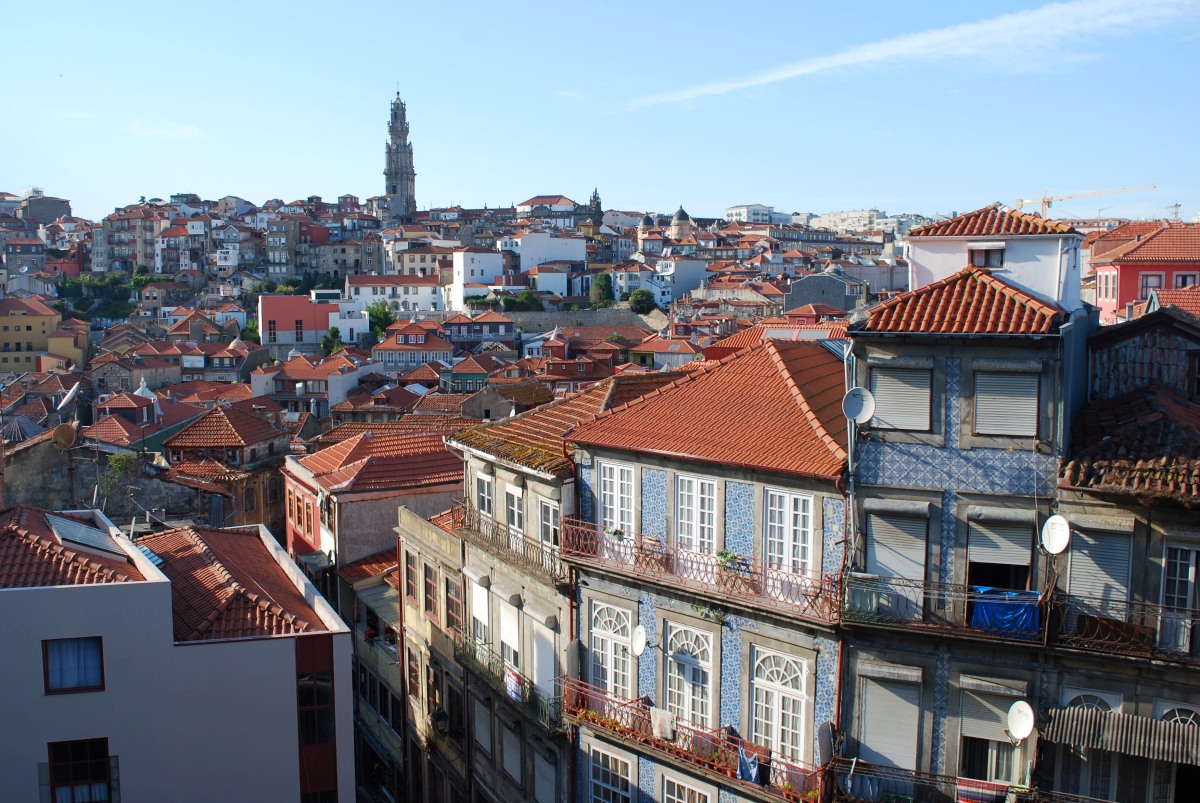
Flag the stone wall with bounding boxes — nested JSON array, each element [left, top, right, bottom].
[[503, 306, 661, 335]]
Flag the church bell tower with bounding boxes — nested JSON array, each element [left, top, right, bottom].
[[384, 93, 416, 223]]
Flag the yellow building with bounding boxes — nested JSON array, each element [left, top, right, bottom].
[[0, 297, 62, 371]]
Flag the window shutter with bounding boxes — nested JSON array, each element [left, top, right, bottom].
[[969, 522, 1032, 566], [870, 368, 931, 431], [974, 373, 1038, 436], [533, 754, 556, 803], [866, 514, 928, 580], [501, 603, 520, 654], [860, 679, 920, 769], [530, 619, 556, 694], [960, 691, 1012, 741], [471, 581, 489, 629], [1069, 530, 1130, 603]]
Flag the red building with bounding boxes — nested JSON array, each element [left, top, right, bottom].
[[1091, 220, 1200, 323]]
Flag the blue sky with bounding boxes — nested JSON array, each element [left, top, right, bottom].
[[4, 0, 1198, 222]]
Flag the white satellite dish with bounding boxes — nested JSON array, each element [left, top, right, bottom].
[[631, 625, 647, 657], [842, 387, 876, 425], [1007, 700, 1035, 741], [56, 382, 81, 411], [1041, 515, 1071, 555], [816, 721, 834, 765]]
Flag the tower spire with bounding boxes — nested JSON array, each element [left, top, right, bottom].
[[384, 94, 416, 224]]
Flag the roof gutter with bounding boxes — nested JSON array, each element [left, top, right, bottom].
[[569, 443, 845, 484]]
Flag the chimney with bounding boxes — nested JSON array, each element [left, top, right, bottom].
[[250, 404, 269, 421]]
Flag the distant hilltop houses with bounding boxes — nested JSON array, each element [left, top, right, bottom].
[[3, 99, 1200, 803]]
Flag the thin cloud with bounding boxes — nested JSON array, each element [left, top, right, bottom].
[[126, 122, 203, 140], [631, 0, 1199, 108]]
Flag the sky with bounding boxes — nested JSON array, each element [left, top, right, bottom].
[[4, 0, 1199, 223]]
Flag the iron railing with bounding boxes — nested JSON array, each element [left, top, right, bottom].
[[453, 634, 562, 733], [1052, 593, 1200, 664], [1011, 790, 1113, 803], [450, 500, 567, 586], [827, 758, 1011, 803], [842, 573, 1046, 643], [561, 518, 838, 625], [562, 677, 821, 801]]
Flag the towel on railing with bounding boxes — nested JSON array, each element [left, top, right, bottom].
[[738, 746, 760, 784], [650, 707, 676, 740]]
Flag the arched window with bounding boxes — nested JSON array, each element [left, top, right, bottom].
[[751, 648, 807, 761], [1161, 707, 1200, 728], [590, 603, 631, 699], [1067, 694, 1112, 712], [666, 623, 712, 728]]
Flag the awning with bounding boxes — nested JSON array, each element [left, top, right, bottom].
[[298, 551, 332, 572], [1041, 707, 1200, 765], [356, 582, 401, 629]]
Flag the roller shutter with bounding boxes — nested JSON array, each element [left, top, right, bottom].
[[961, 691, 1013, 742], [969, 522, 1032, 566], [974, 372, 1038, 437], [870, 368, 932, 431], [860, 679, 920, 769], [1069, 529, 1130, 603]]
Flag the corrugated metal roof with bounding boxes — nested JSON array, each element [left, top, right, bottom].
[[356, 582, 401, 629], [46, 514, 126, 558], [1041, 707, 1200, 765]]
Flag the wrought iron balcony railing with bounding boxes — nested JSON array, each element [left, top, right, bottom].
[[1052, 593, 1200, 664], [453, 633, 562, 733], [828, 758, 1012, 803], [842, 573, 1047, 643], [561, 518, 838, 625], [450, 500, 566, 586], [1011, 789, 1114, 803], [562, 677, 821, 802]]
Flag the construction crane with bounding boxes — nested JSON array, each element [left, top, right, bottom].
[[1014, 184, 1156, 218]]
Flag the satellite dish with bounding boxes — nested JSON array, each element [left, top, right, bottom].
[[51, 423, 76, 449], [842, 387, 876, 425], [631, 625, 647, 657], [816, 721, 834, 765], [56, 382, 81, 411], [1041, 515, 1071, 555], [1007, 700, 1035, 741]]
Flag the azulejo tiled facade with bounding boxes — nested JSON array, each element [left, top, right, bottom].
[[723, 480, 756, 556]]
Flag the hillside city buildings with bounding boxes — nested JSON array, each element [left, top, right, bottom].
[[1, 96, 1199, 803]]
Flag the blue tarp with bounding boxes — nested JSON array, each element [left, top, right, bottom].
[[971, 587, 1040, 636]]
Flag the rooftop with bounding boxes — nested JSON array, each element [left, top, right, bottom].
[[908, 203, 1076, 237], [0, 506, 144, 588]]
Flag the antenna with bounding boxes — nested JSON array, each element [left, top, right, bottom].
[[1168, 202, 1182, 220], [631, 625, 648, 657], [841, 387, 876, 425], [1040, 515, 1070, 555], [1005, 700, 1036, 744]]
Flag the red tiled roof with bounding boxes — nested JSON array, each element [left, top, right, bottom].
[[81, 415, 149, 447], [0, 297, 60, 317], [568, 341, 847, 479], [331, 385, 422, 412], [909, 204, 1076, 237], [1092, 221, 1200, 264], [139, 526, 326, 641], [165, 404, 285, 448], [413, 392, 470, 413], [0, 506, 144, 587], [337, 548, 397, 585], [449, 373, 682, 477], [705, 322, 850, 358], [860, 267, 1064, 335], [1060, 385, 1200, 507], [787, 304, 846, 317], [298, 431, 462, 493], [1151, 285, 1200, 317]]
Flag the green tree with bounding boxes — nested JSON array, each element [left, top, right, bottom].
[[629, 288, 657, 314], [262, 279, 278, 293], [590, 272, 615, 307], [100, 452, 139, 498], [366, 299, 397, 339], [320, 326, 344, 355], [241, 320, 261, 343]]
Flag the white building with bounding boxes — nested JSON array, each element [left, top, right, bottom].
[[905, 203, 1083, 310], [449, 247, 503, 311], [0, 507, 353, 802], [643, 255, 708, 305], [811, 208, 881, 233], [344, 273, 443, 314], [725, 203, 774, 223], [496, 229, 587, 270]]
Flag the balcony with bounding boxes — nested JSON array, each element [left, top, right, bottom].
[[563, 678, 821, 802], [453, 634, 562, 733], [842, 574, 1047, 644], [1052, 593, 1200, 664], [561, 518, 839, 626], [828, 758, 1012, 803], [1012, 791, 1113, 803], [450, 501, 566, 587]]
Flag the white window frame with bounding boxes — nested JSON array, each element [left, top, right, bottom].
[[476, 474, 494, 518], [764, 489, 813, 577], [590, 602, 632, 699], [505, 485, 524, 532], [750, 647, 808, 763], [664, 622, 712, 728], [539, 501, 560, 547], [589, 747, 632, 803], [663, 775, 710, 803], [676, 474, 716, 555], [1139, 272, 1165, 299], [599, 462, 635, 535], [500, 600, 520, 670]]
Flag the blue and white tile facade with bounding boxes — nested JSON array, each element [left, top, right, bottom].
[[723, 481, 755, 556], [641, 469, 667, 540]]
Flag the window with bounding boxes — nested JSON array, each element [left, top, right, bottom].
[[445, 576, 464, 633], [1059, 694, 1115, 798], [500, 601, 520, 670], [974, 372, 1039, 437], [870, 367, 932, 431], [44, 637, 104, 693], [676, 475, 716, 555], [1140, 272, 1164, 299], [664, 776, 709, 803], [471, 580, 490, 644], [968, 247, 1004, 268], [599, 462, 635, 534], [501, 721, 522, 782], [407, 647, 421, 700], [295, 318, 304, 340], [1176, 273, 1199, 288], [1162, 545, 1199, 652], [764, 489, 812, 585], [297, 672, 335, 745], [49, 738, 112, 803], [424, 564, 438, 619], [665, 622, 712, 727], [967, 521, 1032, 591], [405, 551, 418, 602], [476, 474, 494, 517], [590, 748, 632, 803], [539, 502, 560, 548], [473, 697, 492, 754], [751, 648, 806, 762], [960, 691, 1020, 783], [590, 602, 632, 698]]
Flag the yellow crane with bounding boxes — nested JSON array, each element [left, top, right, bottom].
[[1014, 183, 1156, 218]]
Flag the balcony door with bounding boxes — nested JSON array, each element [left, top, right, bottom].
[[859, 678, 919, 769], [675, 475, 717, 581], [763, 490, 813, 602], [589, 603, 632, 699], [1161, 546, 1199, 654], [665, 623, 712, 728], [865, 513, 927, 620]]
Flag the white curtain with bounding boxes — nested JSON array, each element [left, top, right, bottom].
[[47, 638, 102, 690]]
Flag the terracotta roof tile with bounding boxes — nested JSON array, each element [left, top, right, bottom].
[[337, 548, 397, 584], [1092, 221, 1200, 264], [909, 204, 1076, 237], [165, 404, 286, 448], [1151, 285, 1200, 318], [413, 392, 471, 413], [313, 418, 473, 449], [0, 506, 144, 587], [298, 431, 462, 492], [449, 373, 681, 477], [859, 267, 1064, 335], [139, 526, 326, 641], [567, 342, 847, 479]]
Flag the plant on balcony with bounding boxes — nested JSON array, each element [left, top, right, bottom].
[[716, 548, 741, 568], [690, 603, 726, 626], [607, 527, 626, 541]]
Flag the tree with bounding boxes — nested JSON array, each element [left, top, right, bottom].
[[320, 326, 344, 355], [366, 299, 397, 339], [629, 288, 657, 314], [590, 272, 615, 307], [241, 320, 261, 343]]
